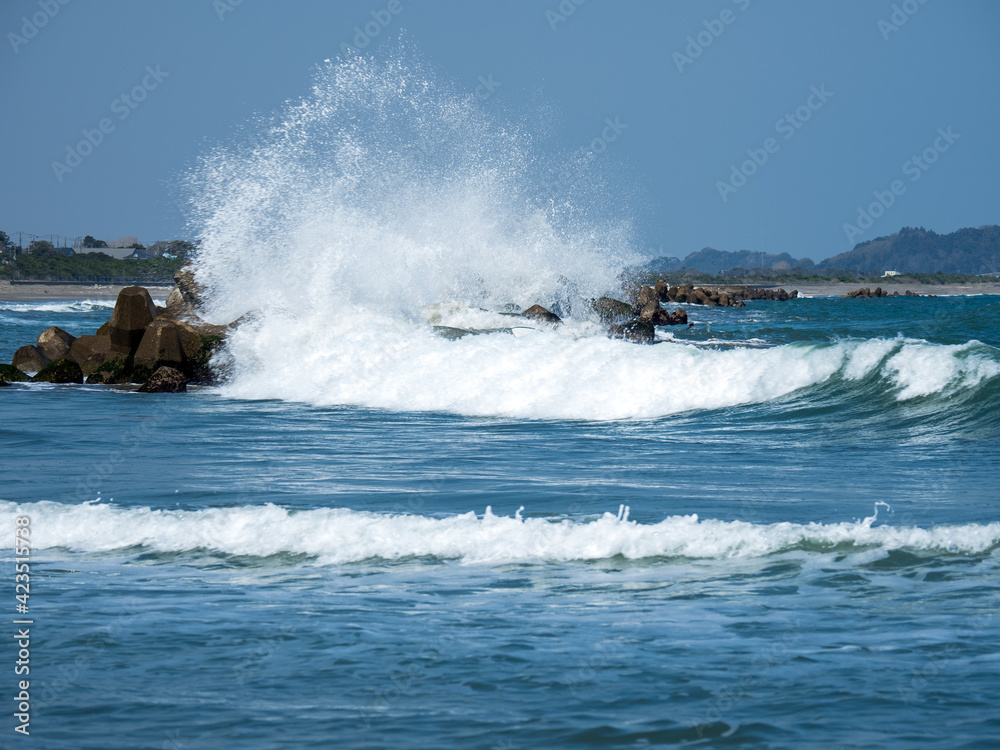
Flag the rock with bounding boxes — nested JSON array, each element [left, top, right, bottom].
[[636, 300, 688, 326], [160, 285, 195, 321], [639, 300, 669, 325], [692, 288, 714, 306], [31, 358, 83, 384], [633, 285, 659, 310], [171, 321, 227, 382], [591, 297, 634, 325], [12, 345, 50, 374], [843, 287, 918, 299], [522, 304, 561, 323], [0, 378, 8, 387], [109, 286, 157, 355], [173, 322, 207, 360], [173, 265, 205, 308], [654, 284, 790, 306], [134, 321, 187, 374], [0, 364, 29, 382], [85, 354, 130, 385], [69, 334, 113, 376], [609, 320, 656, 344], [96, 321, 111, 336], [137, 366, 188, 393], [165, 286, 185, 308], [433, 326, 512, 340], [36, 326, 76, 361]]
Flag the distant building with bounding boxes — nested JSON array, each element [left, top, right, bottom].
[[53, 247, 75, 256], [75, 247, 135, 259], [882, 270, 899, 277]]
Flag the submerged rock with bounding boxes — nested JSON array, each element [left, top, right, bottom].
[[0, 364, 29, 382], [433, 326, 513, 340], [138, 366, 188, 393], [32, 358, 83, 384], [608, 320, 656, 344], [591, 297, 633, 325], [521, 304, 561, 323]]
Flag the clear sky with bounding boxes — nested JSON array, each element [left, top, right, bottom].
[[2, 0, 998, 261]]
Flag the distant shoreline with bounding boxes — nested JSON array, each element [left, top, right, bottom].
[[766, 281, 1000, 297], [2, 278, 999, 304], [0, 280, 173, 302]]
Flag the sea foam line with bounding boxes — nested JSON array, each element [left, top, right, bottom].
[[2, 502, 997, 564]]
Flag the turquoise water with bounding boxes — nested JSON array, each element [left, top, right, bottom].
[[2, 294, 999, 748]]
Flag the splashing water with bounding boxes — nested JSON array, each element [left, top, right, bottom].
[[187, 45, 636, 325], [184, 45, 1000, 421]]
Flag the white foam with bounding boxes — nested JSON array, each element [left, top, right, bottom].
[[3, 501, 997, 564], [216, 325, 1000, 419], [0, 300, 117, 313], [184, 49, 1000, 420], [885, 340, 1000, 399]]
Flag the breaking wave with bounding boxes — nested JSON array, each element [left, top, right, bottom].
[[184, 45, 1000, 420], [5, 501, 999, 565]]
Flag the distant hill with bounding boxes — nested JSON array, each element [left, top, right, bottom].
[[821, 226, 1000, 274], [648, 247, 814, 275]]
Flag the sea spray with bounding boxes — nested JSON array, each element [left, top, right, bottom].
[[187, 45, 636, 324], [184, 46, 1000, 420]]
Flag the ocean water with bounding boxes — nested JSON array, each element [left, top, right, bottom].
[[4, 50, 1000, 748], [3, 293, 999, 750]]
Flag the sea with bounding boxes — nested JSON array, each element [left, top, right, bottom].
[[3, 50, 1000, 749]]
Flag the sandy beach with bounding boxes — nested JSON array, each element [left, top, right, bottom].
[[773, 281, 1000, 298], [3, 279, 999, 303], [0, 280, 174, 302]]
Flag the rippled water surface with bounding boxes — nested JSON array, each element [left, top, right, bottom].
[[3, 294, 999, 748]]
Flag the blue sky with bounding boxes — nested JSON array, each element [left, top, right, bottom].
[[2, 0, 997, 262]]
